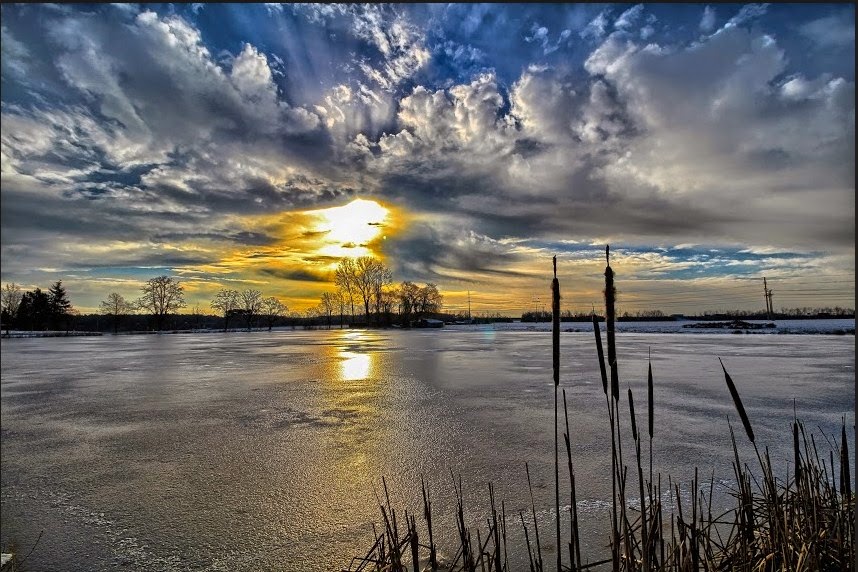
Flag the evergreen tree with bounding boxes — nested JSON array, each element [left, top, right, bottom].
[[48, 280, 72, 330], [18, 288, 51, 331]]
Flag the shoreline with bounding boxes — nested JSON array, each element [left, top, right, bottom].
[[0, 317, 854, 339]]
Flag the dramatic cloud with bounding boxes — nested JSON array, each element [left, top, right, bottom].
[[1, 4, 854, 313]]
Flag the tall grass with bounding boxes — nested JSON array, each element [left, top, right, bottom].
[[345, 247, 854, 572]]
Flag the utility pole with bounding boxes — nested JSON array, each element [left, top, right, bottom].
[[762, 278, 773, 320], [467, 290, 471, 321], [767, 287, 774, 319]]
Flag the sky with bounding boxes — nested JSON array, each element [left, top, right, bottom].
[[1, 3, 854, 316]]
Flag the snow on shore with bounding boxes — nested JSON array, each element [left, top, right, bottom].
[[445, 319, 855, 335]]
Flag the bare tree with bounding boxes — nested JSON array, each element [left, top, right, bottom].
[[378, 285, 398, 325], [397, 281, 420, 326], [416, 283, 443, 317], [334, 258, 357, 322], [319, 292, 336, 329], [99, 292, 136, 333], [211, 289, 240, 332], [334, 288, 348, 328], [304, 306, 320, 328], [137, 276, 186, 331], [240, 289, 262, 331], [352, 256, 392, 324], [190, 303, 203, 330], [371, 263, 393, 324], [261, 297, 288, 331], [1, 283, 23, 334]]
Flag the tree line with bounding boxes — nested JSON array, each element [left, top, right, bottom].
[[0, 256, 446, 334], [309, 256, 443, 328], [0, 276, 290, 334], [1, 281, 72, 333]]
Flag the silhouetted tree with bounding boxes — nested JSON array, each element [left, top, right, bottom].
[[334, 288, 348, 328], [319, 292, 336, 329], [398, 281, 420, 325], [137, 276, 186, 331], [370, 263, 393, 324], [18, 288, 50, 331], [351, 256, 391, 324], [99, 292, 136, 333], [335, 258, 357, 322], [261, 297, 287, 331], [240, 289, 262, 331], [211, 289, 240, 332], [48, 280, 72, 330], [416, 283, 443, 317], [1, 283, 23, 334]]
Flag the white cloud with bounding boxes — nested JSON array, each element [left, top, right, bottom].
[[584, 25, 854, 247], [264, 3, 285, 16], [345, 6, 430, 90], [799, 14, 855, 48], [724, 3, 769, 29], [383, 73, 513, 155], [580, 11, 610, 41], [318, 82, 395, 145], [1, 25, 30, 77], [614, 4, 644, 30], [699, 6, 716, 32], [526, 24, 572, 55]]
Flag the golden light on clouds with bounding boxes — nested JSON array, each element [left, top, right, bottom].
[[173, 198, 403, 312], [309, 199, 390, 259]]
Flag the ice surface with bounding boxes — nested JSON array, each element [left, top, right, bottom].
[[1, 330, 854, 570]]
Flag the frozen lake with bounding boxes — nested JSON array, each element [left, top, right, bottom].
[[1, 330, 854, 571]]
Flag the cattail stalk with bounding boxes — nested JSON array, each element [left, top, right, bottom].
[[551, 255, 561, 572], [648, 349, 654, 489], [525, 462, 544, 571], [604, 246, 618, 402], [629, 386, 649, 569], [604, 245, 627, 560], [601, 246, 620, 569], [563, 389, 582, 571], [593, 313, 608, 396], [841, 420, 851, 500], [719, 358, 755, 444]]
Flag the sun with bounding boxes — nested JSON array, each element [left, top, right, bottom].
[[312, 199, 390, 258]]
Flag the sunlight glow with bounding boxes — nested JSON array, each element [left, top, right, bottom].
[[339, 351, 371, 381], [313, 199, 389, 258]]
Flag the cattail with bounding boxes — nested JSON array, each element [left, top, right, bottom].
[[593, 313, 608, 395], [841, 420, 851, 499], [647, 351, 654, 440], [719, 358, 754, 444], [551, 255, 561, 572], [793, 421, 801, 489], [552, 255, 560, 387], [604, 245, 618, 401], [628, 386, 638, 442]]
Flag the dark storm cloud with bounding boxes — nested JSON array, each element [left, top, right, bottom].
[[387, 222, 533, 282], [152, 230, 276, 246], [259, 267, 331, 283]]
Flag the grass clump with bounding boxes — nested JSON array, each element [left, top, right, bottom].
[[346, 247, 854, 571]]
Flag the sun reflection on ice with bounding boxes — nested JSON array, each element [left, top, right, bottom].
[[339, 351, 372, 381]]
